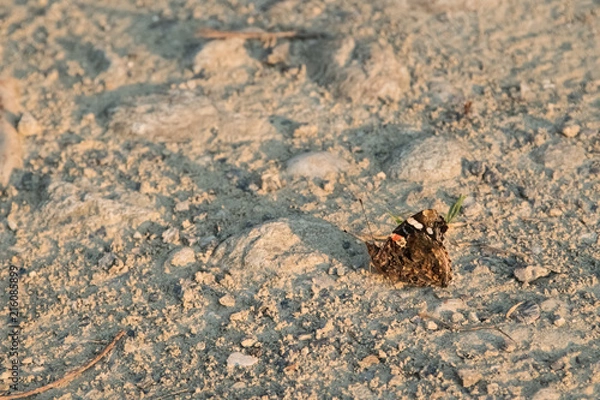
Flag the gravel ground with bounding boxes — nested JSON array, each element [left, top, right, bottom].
[[0, 0, 599, 399]]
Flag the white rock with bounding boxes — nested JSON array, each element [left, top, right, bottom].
[[240, 338, 256, 348], [194, 38, 258, 74], [227, 352, 258, 368], [219, 294, 236, 308], [513, 266, 550, 283], [170, 247, 196, 267], [425, 321, 438, 330], [286, 151, 350, 178], [17, 112, 41, 137], [561, 123, 580, 138], [553, 317, 566, 327], [388, 136, 465, 183]]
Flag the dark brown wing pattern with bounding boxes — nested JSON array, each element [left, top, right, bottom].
[[366, 209, 452, 288]]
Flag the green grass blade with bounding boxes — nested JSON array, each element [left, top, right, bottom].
[[388, 211, 403, 225], [446, 194, 466, 224]]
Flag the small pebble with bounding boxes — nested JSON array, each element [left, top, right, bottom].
[[548, 208, 562, 217], [425, 321, 438, 330], [358, 355, 380, 368], [561, 123, 580, 138], [231, 382, 246, 389], [6, 216, 17, 231], [193, 38, 257, 74], [17, 112, 42, 136], [174, 200, 190, 212], [241, 338, 256, 348], [451, 312, 465, 323], [468, 311, 479, 323], [513, 265, 550, 283], [458, 369, 482, 388], [170, 247, 196, 266], [550, 359, 565, 371], [553, 316, 566, 327], [219, 294, 236, 308], [98, 252, 117, 269], [286, 151, 350, 178], [227, 352, 258, 368]]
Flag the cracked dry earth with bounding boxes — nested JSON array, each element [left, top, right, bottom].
[[0, 0, 599, 399]]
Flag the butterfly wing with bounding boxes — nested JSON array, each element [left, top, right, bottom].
[[366, 209, 452, 288]]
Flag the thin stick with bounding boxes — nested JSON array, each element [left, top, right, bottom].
[[358, 199, 376, 244], [419, 313, 516, 345], [0, 330, 126, 400], [198, 28, 307, 40]]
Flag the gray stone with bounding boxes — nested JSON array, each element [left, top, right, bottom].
[[286, 152, 350, 178], [388, 136, 466, 183], [193, 38, 259, 74], [17, 112, 42, 137], [170, 247, 196, 267], [211, 217, 366, 289], [227, 352, 258, 368], [513, 265, 550, 283]]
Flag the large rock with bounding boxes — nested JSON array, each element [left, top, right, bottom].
[[387, 136, 466, 183], [286, 151, 350, 178], [110, 91, 276, 143], [211, 217, 366, 286]]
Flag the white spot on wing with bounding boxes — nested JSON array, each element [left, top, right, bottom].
[[426, 227, 434, 235], [406, 217, 424, 230]]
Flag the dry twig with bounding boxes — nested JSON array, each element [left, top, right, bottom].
[[419, 313, 516, 345], [197, 28, 320, 41], [0, 330, 126, 400]]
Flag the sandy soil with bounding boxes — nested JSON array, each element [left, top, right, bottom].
[[0, 0, 599, 398]]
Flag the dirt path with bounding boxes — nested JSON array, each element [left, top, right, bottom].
[[0, 0, 599, 398]]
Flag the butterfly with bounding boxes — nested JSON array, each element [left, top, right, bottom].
[[365, 209, 452, 287]]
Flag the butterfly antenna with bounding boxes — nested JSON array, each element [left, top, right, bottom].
[[359, 198, 376, 244]]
